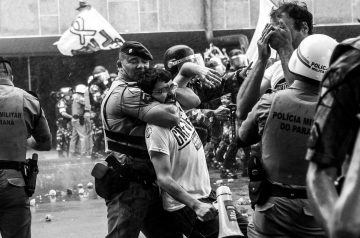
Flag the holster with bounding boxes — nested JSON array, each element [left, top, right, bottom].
[[247, 155, 271, 209], [91, 154, 156, 200], [91, 155, 130, 200], [22, 154, 39, 197]]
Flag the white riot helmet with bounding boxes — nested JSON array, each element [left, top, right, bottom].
[[288, 34, 338, 81], [75, 84, 87, 94]]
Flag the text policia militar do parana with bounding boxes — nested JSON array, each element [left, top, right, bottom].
[[272, 111, 313, 135]]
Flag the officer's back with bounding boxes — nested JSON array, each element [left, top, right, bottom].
[[0, 57, 51, 238]]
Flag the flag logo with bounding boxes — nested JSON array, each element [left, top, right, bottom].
[[54, 6, 125, 56]]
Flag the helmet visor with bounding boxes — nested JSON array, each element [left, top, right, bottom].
[[168, 53, 204, 69]]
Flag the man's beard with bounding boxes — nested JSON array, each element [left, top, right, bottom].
[[164, 93, 176, 104]]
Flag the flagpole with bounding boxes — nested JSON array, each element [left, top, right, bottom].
[[27, 56, 32, 91]]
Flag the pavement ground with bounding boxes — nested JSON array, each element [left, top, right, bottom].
[[25, 150, 251, 238]]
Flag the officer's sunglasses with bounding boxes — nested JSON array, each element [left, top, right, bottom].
[[152, 83, 178, 94]]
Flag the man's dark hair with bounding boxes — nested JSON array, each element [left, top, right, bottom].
[[270, 1, 313, 35], [136, 68, 172, 95]]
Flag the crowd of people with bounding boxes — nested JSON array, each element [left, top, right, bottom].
[[1, 1, 360, 238], [51, 66, 118, 159]]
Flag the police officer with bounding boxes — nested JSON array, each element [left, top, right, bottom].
[[101, 41, 216, 238], [88, 66, 110, 158], [0, 57, 51, 238], [56, 87, 73, 158], [306, 37, 360, 237], [69, 84, 92, 158], [237, 34, 337, 237]]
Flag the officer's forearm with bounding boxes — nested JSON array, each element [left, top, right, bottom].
[[236, 60, 267, 120], [306, 162, 338, 234], [175, 88, 201, 110]]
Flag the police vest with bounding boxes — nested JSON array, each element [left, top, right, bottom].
[[0, 86, 27, 162], [261, 86, 317, 186], [72, 94, 85, 116], [101, 80, 150, 160]]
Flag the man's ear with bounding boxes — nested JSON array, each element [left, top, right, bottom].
[[301, 21, 309, 34], [116, 60, 122, 68]]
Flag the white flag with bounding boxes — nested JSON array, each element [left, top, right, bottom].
[[246, 0, 277, 63], [54, 6, 124, 56]]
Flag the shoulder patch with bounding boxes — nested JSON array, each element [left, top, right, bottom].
[[145, 127, 152, 138], [127, 86, 141, 94]]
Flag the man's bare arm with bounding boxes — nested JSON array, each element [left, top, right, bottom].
[[236, 24, 273, 120], [175, 87, 200, 110], [173, 62, 222, 110], [237, 60, 268, 120], [143, 104, 180, 127], [306, 161, 338, 234], [331, 133, 360, 238]]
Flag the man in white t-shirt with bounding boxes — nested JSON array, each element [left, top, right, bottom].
[[237, 2, 313, 120], [137, 67, 248, 238]]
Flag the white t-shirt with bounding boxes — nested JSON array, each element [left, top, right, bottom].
[[263, 60, 288, 90], [145, 107, 211, 212]]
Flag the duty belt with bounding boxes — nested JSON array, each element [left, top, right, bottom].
[[0, 161, 24, 170], [270, 184, 307, 199]]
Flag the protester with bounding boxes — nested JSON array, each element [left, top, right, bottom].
[[100, 41, 220, 238], [0, 57, 52, 238], [237, 34, 337, 237], [137, 67, 248, 237], [306, 36, 360, 238], [237, 1, 313, 121], [164, 44, 245, 174]]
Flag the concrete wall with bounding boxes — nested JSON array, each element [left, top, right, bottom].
[[0, 0, 359, 37]]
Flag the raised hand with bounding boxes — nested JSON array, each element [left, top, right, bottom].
[[257, 23, 274, 61], [268, 19, 293, 52], [196, 67, 222, 88]]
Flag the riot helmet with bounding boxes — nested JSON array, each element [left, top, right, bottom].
[[164, 45, 204, 76], [288, 34, 338, 82], [88, 65, 110, 88], [74, 84, 87, 94]]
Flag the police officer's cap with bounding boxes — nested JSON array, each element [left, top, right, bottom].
[[119, 41, 153, 61]]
